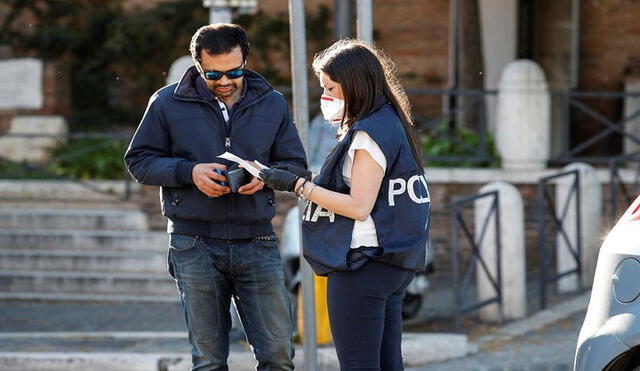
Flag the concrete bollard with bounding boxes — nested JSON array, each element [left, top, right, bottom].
[[623, 80, 640, 155], [495, 60, 551, 170], [474, 181, 526, 322], [556, 163, 602, 292], [166, 56, 193, 85]]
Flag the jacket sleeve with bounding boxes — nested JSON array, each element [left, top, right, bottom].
[[268, 102, 308, 170], [124, 94, 196, 187]]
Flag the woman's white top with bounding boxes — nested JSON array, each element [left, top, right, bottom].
[[340, 130, 387, 249]]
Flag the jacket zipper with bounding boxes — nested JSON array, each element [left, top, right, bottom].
[[177, 92, 273, 235], [171, 189, 184, 206], [205, 101, 234, 231], [223, 98, 272, 234]]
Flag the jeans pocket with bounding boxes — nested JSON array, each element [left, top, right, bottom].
[[254, 235, 281, 262], [169, 234, 205, 270]]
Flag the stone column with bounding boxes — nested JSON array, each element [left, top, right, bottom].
[[167, 56, 194, 85], [556, 163, 602, 292], [474, 181, 526, 322], [479, 0, 518, 133], [624, 80, 640, 155], [496, 60, 551, 170], [203, 0, 232, 24]]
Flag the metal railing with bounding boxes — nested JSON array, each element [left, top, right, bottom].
[[277, 86, 500, 167], [550, 90, 640, 164], [0, 132, 132, 202], [537, 169, 582, 309], [451, 190, 503, 329], [278, 87, 640, 166], [609, 152, 640, 222]]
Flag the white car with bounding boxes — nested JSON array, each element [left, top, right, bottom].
[[575, 196, 640, 370]]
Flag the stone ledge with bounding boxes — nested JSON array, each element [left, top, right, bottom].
[[0, 180, 139, 200], [426, 167, 636, 184]]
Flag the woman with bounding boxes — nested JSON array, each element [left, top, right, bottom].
[[260, 39, 430, 371]]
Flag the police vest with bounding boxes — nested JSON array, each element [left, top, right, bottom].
[[302, 103, 431, 276]]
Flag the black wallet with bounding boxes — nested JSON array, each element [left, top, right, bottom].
[[226, 165, 252, 192]]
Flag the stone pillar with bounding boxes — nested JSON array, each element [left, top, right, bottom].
[[624, 80, 640, 155], [496, 60, 551, 170], [479, 0, 518, 133], [556, 163, 602, 292], [167, 56, 194, 85], [203, 0, 232, 24], [474, 181, 526, 322]]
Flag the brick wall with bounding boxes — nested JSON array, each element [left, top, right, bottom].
[[534, 0, 640, 155], [579, 0, 640, 91], [254, 0, 450, 118]]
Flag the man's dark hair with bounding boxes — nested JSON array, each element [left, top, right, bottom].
[[190, 23, 250, 62]]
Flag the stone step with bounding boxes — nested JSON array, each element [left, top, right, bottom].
[[0, 200, 141, 210], [0, 229, 168, 252], [0, 180, 140, 201], [0, 209, 149, 230], [0, 270, 176, 296], [0, 249, 167, 273], [0, 292, 179, 302]]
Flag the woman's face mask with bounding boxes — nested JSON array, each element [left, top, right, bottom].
[[320, 94, 345, 123]]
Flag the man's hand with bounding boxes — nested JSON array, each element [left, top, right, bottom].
[[192, 163, 230, 197], [238, 161, 264, 195]]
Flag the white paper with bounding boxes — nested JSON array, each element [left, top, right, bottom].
[[217, 152, 268, 178]]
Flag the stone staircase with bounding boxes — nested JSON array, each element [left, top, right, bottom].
[[0, 180, 176, 302]]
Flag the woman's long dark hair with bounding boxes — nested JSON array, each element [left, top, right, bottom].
[[312, 39, 424, 169]]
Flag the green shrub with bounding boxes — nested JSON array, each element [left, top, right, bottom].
[[0, 138, 127, 180], [421, 121, 500, 168], [48, 138, 127, 180]]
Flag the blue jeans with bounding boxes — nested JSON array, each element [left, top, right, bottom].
[[168, 234, 295, 371]]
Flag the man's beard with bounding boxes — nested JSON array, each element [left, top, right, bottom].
[[214, 82, 238, 98]]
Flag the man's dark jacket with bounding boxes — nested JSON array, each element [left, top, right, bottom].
[[124, 66, 307, 239]]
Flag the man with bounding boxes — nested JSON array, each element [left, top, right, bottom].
[[125, 23, 305, 370]]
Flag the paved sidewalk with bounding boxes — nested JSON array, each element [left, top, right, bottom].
[[409, 310, 585, 371], [0, 291, 589, 370]]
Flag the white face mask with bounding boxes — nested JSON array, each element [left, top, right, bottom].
[[320, 94, 345, 123]]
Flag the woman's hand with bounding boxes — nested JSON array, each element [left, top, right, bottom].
[[272, 164, 312, 181], [259, 168, 299, 192]]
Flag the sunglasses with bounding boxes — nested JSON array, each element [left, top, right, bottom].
[[200, 63, 246, 81]]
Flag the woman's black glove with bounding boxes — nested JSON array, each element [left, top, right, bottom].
[[259, 168, 299, 192], [272, 164, 312, 181]]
